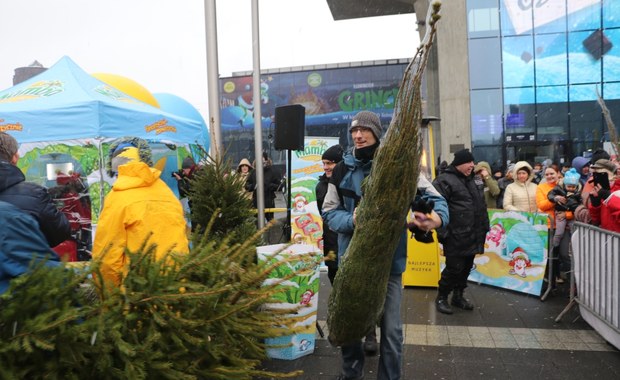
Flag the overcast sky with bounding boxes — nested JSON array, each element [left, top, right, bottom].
[[0, 0, 418, 120]]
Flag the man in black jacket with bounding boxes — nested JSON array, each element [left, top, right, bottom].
[[245, 152, 282, 222], [432, 149, 489, 314], [0, 132, 70, 248], [315, 144, 343, 284]]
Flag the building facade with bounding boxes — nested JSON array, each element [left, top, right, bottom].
[[466, 0, 620, 170]]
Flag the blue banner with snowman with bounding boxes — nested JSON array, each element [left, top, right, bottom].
[[467, 210, 550, 296]]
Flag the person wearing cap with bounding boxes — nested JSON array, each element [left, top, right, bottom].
[[571, 156, 591, 187], [432, 148, 489, 315], [496, 163, 515, 209], [92, 138, 189, 288], [503, 161, 538, 213], [588, 159, 620, 233], [316, 144, 344, 285], [580, 150, 611, 208], [322, 111, 448, 380], [173, 156, 197, 198], [548, 168, 582, 247], [0, 132, 70, 248]]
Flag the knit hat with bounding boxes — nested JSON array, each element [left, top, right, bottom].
[[349, 111, 383, 140], [321, 144, 344, 163], [451, 148, 475, 167], [589, 149, 610, 165], [591, 159, 618, 174], [571, 156, 590, 172], [182, 156, 195, 169], [506, 163, 515, 175], [563, 168, 580, 186], [107, 137, 153, 176]]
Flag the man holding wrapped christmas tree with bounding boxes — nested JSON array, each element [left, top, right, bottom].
[[322, 111, 449, 380]]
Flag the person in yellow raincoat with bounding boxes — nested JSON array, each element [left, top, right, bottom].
[[92, 139, 189, 288]]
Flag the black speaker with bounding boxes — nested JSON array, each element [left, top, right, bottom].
[[274, 104, 305, 150]]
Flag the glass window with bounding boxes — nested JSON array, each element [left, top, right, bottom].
[[603, 28, 620, 83], [534, 33, 567, 86], [568, 0, 601, 31], [604, 82, 620, 101], [569, 84, 603, 145], [533, 1, 566, 34], [603, 0, 620, 29], [504, 87, 535, 135], [603, 99, 620, 143], [467, 0, 500, 38], [536, 86, 569, 140], [469, 38, 502, 89], [500, 0, 532, 36], [503, 35, 535, 87], [537, 85, 568, 104], [471, 89, 503, 145], [568, 31, 603, 85], [472, 145, 502, 171]]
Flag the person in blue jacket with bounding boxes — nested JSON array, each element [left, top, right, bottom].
[[322, 111, 449, 380], [0, 132, 70, 248], [0, 201, 61, 294]]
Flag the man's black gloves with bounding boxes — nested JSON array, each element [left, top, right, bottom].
[[408, 198, 435, 244]]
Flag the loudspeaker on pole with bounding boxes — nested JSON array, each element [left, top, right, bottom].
[[274, 104, 305, 151]]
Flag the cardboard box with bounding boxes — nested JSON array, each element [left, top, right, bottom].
[[257, 244, 321, 360]]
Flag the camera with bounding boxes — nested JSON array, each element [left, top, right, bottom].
[[171, 169, 185, 179]]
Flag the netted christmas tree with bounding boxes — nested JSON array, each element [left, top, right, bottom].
[[327, 1, 442, 346], [0, 153, 315, 379]]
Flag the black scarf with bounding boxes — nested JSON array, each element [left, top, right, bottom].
[[354, 142, 379, 162]]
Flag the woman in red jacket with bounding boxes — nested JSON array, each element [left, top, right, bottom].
[[588, 159, 620, 233]]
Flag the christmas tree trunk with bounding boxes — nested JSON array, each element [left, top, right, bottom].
[[327, 1, 442, 346]]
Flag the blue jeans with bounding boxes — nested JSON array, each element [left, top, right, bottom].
[[340, 274, 403, 380]]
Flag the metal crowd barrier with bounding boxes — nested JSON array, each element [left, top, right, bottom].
[[556, 222, 620, 349]]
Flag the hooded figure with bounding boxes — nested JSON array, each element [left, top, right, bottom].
[[93, 138, 189, 288], [236, 158, 253, 200], [474, 161, 500, 209], [571, 156, 591, 186], [503, 161, 538, 213]]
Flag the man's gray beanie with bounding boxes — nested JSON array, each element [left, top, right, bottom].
[[349, 111, 383, 140]]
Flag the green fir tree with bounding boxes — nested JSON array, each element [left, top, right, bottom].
[[0, 153, 317, 379]]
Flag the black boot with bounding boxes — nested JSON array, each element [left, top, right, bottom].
[[435, 293, 453, 314], [363, 329, 378, 356], [451, 289, 474, 310]]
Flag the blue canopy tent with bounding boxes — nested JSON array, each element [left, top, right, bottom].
[[0, 56, 207, 144], [0, 57, 208, 260]]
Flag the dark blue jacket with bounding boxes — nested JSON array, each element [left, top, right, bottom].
[[322, 152, 449, 274], [0, 161, 70, 247], [0, 201, 61, 294]]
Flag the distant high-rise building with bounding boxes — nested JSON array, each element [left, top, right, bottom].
[[13, 60, 47, 85]]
